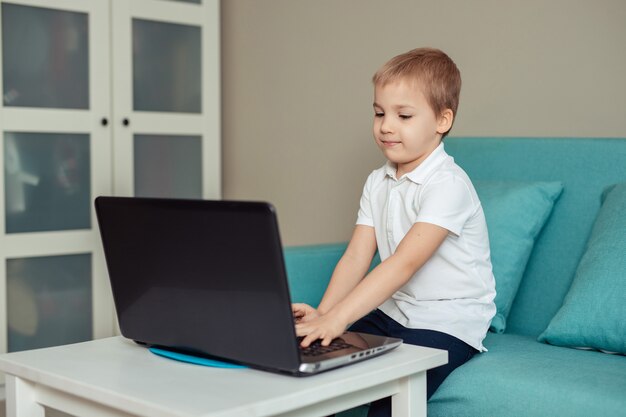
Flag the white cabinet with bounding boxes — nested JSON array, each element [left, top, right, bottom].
[[0, 0, 220, 354]]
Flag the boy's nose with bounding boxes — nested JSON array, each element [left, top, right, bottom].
[[380, 117, 394, 134]]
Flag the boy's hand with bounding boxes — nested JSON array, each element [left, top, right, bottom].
[[292, 303, 320, 324], [295, 312, 348, 348]]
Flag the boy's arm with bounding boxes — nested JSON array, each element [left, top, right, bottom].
[[317, 225, 378, 314], [292, 225, 377, 322], [296, 222, 448, 346]]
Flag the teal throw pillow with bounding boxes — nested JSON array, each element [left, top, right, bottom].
[[539, 183, 626, 354], [475, 181, 564, 333]]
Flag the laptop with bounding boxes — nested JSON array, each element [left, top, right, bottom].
[[95, 196, 402, 376]]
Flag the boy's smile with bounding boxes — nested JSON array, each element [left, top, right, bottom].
[[373, 80, 452, 178]]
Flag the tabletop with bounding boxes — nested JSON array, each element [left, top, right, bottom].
[[0, 336, 447, 417]]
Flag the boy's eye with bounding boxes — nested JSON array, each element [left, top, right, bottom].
[[374, 112, 384, 118], [399, 114, 413, 120]]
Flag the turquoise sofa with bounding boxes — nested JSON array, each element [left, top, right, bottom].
[[283, 138, 626, 417]]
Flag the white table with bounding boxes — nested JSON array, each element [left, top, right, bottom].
[[0, 336, 447, 417]]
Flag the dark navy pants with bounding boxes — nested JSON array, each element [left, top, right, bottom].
[[349, 309, 478, 417]]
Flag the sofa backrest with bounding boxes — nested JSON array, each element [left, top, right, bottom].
[[445, 137, 626, 337]]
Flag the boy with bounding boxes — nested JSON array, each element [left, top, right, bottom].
[[293, 48, 496, 412]]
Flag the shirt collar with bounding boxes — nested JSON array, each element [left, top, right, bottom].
[[384, 142, 449, 184]]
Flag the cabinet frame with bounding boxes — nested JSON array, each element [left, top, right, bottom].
[[0, 0, 220, 355]]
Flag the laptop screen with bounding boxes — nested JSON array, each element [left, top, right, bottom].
[[95, 197, 301, 372]]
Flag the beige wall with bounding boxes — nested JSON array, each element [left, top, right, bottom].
[[221, 0, 626, 246]]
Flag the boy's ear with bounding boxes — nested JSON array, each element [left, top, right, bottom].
[[436, 109, 454, 135]]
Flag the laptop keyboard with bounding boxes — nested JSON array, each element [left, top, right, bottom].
[[298, 338, 352, 357]]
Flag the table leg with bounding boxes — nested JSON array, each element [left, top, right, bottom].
[[5, 375, 46, 417], [391, 371, 427, 417]]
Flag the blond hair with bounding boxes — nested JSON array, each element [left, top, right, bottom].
[[373, 48, 461, 137]]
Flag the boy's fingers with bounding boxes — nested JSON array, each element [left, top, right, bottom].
[[300, 333, 316, 348], [292, 304, 310, 317], [297, 326, 322, 348], [321, 335, 333, 347], [294, 323, 310, 338]]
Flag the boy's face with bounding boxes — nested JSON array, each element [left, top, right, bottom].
[[373, 79, 451, 178]]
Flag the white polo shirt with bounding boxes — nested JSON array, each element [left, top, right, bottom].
[[356, 143, 496, 351]]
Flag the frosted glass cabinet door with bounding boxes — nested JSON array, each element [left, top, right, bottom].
[[6, 254, 92, 352], [111, 0, 220, 199], [134, 134, 202, 198], [132, 18, 201, 113], [4, 132, 91, 233], [1, 3, 89, 109]]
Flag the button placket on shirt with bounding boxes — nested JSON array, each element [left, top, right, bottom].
[[386, 177, 407, 249]]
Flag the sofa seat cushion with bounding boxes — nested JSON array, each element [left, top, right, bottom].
[[428, 333, 626, 417]]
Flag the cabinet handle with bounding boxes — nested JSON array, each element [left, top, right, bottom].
[[101, 117, 109, 126], [123, 118, 130, 126]]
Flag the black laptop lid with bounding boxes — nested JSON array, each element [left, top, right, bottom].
[[95, 197, 301, 372]]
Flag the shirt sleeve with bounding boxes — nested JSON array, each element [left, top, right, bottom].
[[415, 174, 477, 236], [356, 173, 375, 227]]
